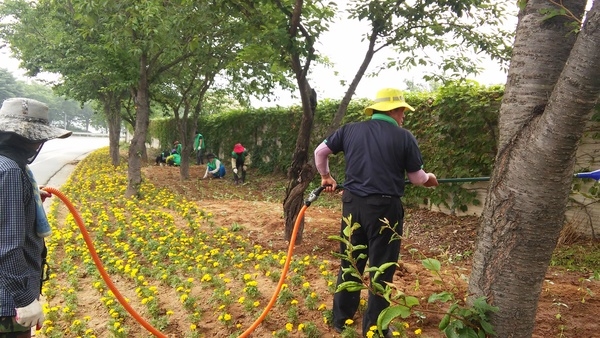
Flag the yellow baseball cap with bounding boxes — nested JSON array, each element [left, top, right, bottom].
[[364, 88, 415, 116]]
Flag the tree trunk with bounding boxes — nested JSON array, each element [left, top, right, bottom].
[[467, 1, 600, 337], [175, 103, 196, 181], [283, 83, 317, 244], [126, 54, 151, 198], [105, 96, 122, 166]]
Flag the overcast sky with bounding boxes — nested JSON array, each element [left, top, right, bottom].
[[0, 2, 518, 108]]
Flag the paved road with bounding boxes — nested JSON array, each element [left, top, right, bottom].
[[30, 135, 109, 187]]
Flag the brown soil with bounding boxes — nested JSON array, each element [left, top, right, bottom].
[[47, 163, 600, 338]]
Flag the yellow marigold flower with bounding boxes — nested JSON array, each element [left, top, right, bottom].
[[290, 299, 298, 305], [253, 301, 260, 307], [345, 319, 354, 325], [166, 310, 174, 316], [369, 326, 377, 331], [366, 332, 374, 338], [238, 297, 245, 303], [360, 299, 366, 306], [317, 304, 327, 311], [298, 323, 305, 331], [224, 313, 232, 321], [285, 323, 293, 331], [414, 328, 422, 335], [190, 324, 197, 331]]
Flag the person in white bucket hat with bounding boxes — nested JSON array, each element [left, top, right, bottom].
[[0, 98, 71, 336], [313, 88, 438, 337]]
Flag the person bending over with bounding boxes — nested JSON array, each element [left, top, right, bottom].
[[203, 153, 226, 179]]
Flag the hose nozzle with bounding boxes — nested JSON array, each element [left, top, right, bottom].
[[305, 186, 325, 206]]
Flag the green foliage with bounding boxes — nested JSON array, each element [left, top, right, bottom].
[[0, 68, 23, 102], [403, 81, 503, 212], [551, 244, 600, 273], [347, 0, 514, 81], [437, 297, 498, 337], [149, 99, 364, 175]]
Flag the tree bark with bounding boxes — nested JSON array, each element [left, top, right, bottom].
[[126, 54, 151, 198], [283, 85, 317, 244], [467, 1, 600, 337], [105, 95, 122, 166]]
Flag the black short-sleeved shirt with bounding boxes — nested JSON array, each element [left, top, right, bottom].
[[324, 114, 424, 197]]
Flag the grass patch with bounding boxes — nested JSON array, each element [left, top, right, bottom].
[[551, 243, 600, 273]]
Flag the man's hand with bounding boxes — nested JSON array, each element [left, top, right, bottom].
[[40, 188, 52, 203], [233, 168, 238, 174], [15, 299, 44, 328], [423, 173, 439, 187], [320, 173, 337, 192]]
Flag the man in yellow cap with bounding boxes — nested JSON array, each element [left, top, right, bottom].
[[314, 88, 438, 337]]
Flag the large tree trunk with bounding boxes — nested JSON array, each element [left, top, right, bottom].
[[467, 1, 600, 336], [126, 54, 151, 198]]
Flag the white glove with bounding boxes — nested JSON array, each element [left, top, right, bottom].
[[15, 299, 44, 328], [233, 168, 238, 174]]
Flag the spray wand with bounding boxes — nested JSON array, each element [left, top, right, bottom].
[[403, 169, 600, 184]]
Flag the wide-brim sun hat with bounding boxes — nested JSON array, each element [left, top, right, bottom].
[[364, 88, 415, 116], [0, 97, 72, 142], [233, 143, 244, 153]]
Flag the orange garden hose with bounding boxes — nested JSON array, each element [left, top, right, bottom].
[[238, 204, 308, 337], [43, 186, 312, 338], [43, 186, 169, 338]]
